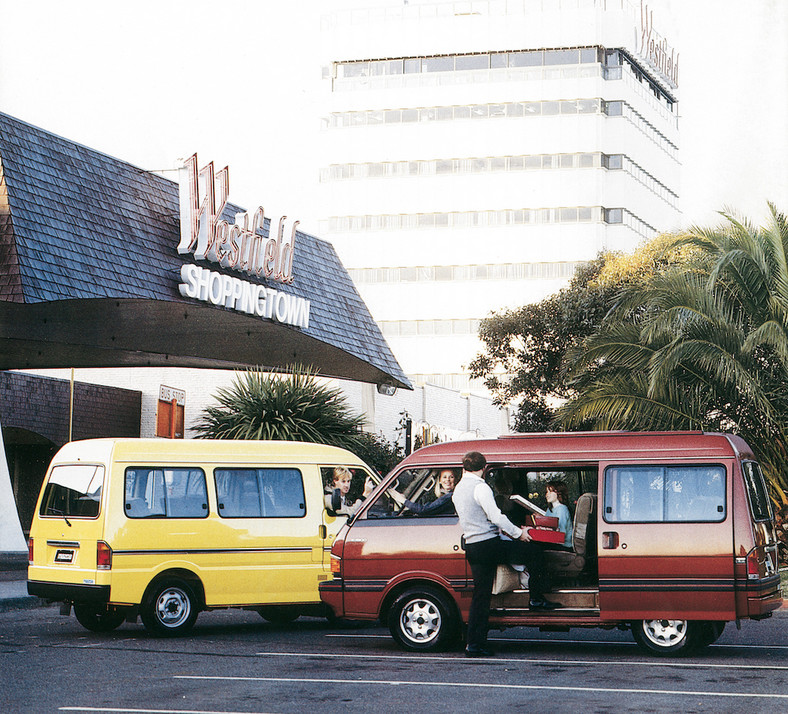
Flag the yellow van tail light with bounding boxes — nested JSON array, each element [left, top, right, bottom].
[[97, 541, 113, 570], [28, 537, 34, 565]]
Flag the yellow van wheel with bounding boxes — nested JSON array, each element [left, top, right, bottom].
[[73, 604, 126, 633], [140, 578, 199, 636]]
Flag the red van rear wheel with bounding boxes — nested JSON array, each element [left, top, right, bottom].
[[388, 587, 459, 652], [631, 619, 700, 656]]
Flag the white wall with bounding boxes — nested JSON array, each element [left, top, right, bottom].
[[21, 367, 510, 446]]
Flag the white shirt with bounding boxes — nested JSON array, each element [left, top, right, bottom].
[[452, 470, 523, 544]]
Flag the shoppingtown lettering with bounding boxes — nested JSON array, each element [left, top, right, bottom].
[[179, 264, 310, 329], [177, 153, 298, 285]]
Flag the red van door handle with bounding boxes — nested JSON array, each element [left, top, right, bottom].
[[602, 531, 619, 549]]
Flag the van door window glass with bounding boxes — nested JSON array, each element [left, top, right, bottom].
[[359, 467, 460, 519], [604, 465, 726, 523], [741, 461, 773, 521], [125, 468, 208, 518], [215, 468, 306, 518], [40, 464, 104, 518], [320, 466, 377, 517]]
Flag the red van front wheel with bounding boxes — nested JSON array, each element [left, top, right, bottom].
[[631, 619, 701, 656], [388, 587, 459, 652]]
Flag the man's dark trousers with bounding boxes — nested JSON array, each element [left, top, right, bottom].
[[464, 536, 550, 649]]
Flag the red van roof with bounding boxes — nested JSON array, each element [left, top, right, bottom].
[[398, 431, 752, 468]]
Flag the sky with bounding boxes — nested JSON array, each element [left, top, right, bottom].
[[0, 0, 786, 236]]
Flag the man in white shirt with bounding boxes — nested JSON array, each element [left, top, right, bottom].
[[452, 450, 557, 657]]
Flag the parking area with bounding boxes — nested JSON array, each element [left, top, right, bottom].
[[2, 605, 787, 713]]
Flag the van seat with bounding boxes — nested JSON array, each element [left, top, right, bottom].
[[544, 492, 597, 579]]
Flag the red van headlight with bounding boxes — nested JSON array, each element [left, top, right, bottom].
[[97, 541, 112, 570]]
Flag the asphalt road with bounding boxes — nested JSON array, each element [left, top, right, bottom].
[[1, 605, 787, 713]]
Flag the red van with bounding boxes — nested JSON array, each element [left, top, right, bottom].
[[320, 431, 782, 656]]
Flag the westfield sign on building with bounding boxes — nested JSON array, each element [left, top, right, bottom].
[[177, 153, 311, 330]]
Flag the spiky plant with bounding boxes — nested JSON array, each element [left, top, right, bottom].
[[194, 365, 367, 451]]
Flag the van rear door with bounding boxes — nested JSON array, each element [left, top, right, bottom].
[[598, 461, 735, 621]]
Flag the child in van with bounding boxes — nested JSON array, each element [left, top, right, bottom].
[[545, 479, 573, 550], [325, 466, 374, 516]]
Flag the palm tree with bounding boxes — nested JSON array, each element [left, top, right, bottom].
[[558, 204, 788, 496]]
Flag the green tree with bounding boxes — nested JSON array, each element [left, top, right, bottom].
[[558, 204, 788, 497], [194, 365, 402, 475], [468, 257, 614, 431]]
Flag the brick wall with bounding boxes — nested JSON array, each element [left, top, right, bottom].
[[0, 371, 141, 446]]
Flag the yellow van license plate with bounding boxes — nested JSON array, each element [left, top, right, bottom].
[[54, 550, 75, 564]]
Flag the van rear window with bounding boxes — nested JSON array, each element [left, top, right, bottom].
[[604, 464, 726, 523], [40, 464, 104, 519], [125, 468, 208, 518], [215, 468, 306, 518], [741, 461, 773, 522]]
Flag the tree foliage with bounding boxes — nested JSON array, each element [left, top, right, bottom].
[[194, 365, 403, 475], [467, 257, 613, 431], [467, 239, 691, 431], [558, 203, 788, 497]]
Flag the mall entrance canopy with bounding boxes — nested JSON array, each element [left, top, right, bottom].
[[0, 111, 410, 551], [0, 111, 409, 387]]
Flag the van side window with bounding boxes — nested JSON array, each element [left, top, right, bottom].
[[604, 464, 726, 523], [215, 468, 306, 518], [40, 464, 104, 519], [124, 468, 208, 519]]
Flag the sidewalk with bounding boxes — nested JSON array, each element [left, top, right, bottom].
[[0, 552, 50, 613]]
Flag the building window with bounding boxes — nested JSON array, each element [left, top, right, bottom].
[[604, 208, 623, 224]]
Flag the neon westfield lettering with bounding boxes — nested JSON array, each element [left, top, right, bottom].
[[176, 153, 311, 330], [640, 1, 679, 87], [177, 153, 297, 285]]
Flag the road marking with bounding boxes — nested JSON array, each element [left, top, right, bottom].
[[255, 649, 788, 670], [326, 632, 788, 651], [60, 709, 270, 714], [175, 674, 788, 699]]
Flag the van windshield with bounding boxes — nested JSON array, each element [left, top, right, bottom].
[[39, 464, 105, 518], [364, 467, 461, 518]]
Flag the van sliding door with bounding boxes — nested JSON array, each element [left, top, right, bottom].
[[598, 461, 735, 621]]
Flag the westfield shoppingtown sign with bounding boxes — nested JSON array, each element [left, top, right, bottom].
[[177, 153, 311, 329]]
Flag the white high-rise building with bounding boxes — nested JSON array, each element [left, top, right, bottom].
[[318, 0, 681, 393]]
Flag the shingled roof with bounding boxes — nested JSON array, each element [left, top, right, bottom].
[[0, 111, 410, 389]]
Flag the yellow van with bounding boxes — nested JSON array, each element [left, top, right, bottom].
[[27, 438, 375, 635]]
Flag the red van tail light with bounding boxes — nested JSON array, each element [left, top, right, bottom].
[[746, 551, 760, 580], [28, 538, 34, 565], [96, 541, 112, 570]]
